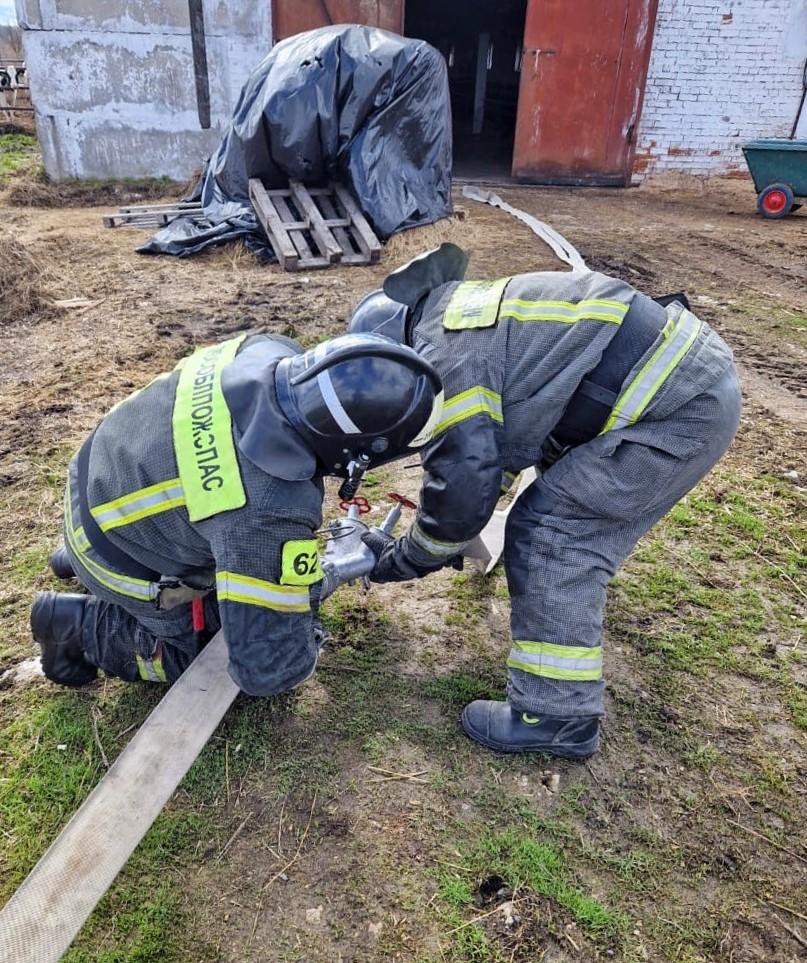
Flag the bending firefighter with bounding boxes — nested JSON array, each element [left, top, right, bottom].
[[350, 244, 741, 759], [31, 333, 442, 695]]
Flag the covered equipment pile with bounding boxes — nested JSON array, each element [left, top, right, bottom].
[[141, 25, 453, 259]]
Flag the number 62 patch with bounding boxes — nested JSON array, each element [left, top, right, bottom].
[[281, 539, 323, 586]]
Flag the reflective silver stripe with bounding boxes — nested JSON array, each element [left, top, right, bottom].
[[602, 309, 703, 433], [507, 649, 603, 673], [410, 522, 467, 558], [216, 572, 310, 612], [314, 342, 360, 434], [91, 481, 185, 530], [507, 641, 603, 681], [136, 655, 161, 683]]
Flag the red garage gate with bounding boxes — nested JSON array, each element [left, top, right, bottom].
[[272, 0, 658, 185]]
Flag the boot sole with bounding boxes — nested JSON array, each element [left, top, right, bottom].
[[460, 713, 598, 760]]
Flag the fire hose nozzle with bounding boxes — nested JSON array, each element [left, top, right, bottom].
[[319, 503, 400, 601]]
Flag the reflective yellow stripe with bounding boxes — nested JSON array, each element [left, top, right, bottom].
[[64, 485, 154, 602], [216, 571, 310, 613], [507, 640, 603, 682], [153, 653, 168, 683], [90, 477, 186, 532], [434, 386, 503, 436], [136, 653, 167, 683], [499, 298, 628, 326], [172, 336, 247, 522], [409, 521, 467, 558], [601, 308, 702, 433], [443, 278, 510, 330]]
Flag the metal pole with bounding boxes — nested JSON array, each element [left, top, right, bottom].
[[790, 58, 807, 140], [473, 33, 491, 136], [188, 0, 211, 129]]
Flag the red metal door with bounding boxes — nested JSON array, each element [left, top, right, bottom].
[[512, 0, 658, 185], [273, 1, 404, 43]]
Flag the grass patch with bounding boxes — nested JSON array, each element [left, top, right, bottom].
[[423, 670, 503, 709], [0, 692, 104, 892], [772, 308, 807, 348], [8, 543, 51, 585], [434, 826, 628, 960], [613, 467, 806, 727], [0, 132, 38, 178], [443, 572, 503, 652]]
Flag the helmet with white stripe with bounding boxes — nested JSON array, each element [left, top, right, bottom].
[[275, 334, 443, 498]]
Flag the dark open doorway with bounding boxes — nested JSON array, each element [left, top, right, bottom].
[[405, 0, 527, 178]]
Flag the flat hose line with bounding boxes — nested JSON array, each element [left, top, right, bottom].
[[461, 185, 589, 272], [0, 631, 239, 963]]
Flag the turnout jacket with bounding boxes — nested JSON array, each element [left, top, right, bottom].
[[375, 270, 735, 581], [67, 334, 325, 696]]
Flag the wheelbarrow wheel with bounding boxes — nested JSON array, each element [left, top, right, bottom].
[[758, 183, 794, 219]]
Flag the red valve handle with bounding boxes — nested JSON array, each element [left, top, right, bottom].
[[339, 496, 371, 514], [386, 492, 417, 510], [191, 596, 206, 633]]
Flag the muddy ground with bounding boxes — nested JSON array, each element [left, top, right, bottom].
[[0, 170, 805, 963]]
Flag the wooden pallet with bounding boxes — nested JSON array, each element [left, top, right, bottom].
[[248, 179, 382, 271], [103, 201, 204, 229]]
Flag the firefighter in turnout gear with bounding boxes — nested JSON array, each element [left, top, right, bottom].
[[31, 333, 443, 696], [349, 244, 742, 759]]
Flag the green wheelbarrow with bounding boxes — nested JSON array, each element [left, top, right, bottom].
[[742, 58, 807, 219], [742, 139, 807, 218]]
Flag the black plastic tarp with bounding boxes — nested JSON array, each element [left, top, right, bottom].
[[139, 25, 453, 259]]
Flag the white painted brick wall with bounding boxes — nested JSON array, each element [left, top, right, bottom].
[[635, 0, 807, 178]]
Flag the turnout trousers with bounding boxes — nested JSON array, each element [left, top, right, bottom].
[[62, 460, 220, 684], [503, 355, 742, 719]]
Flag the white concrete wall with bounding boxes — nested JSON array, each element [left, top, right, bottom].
[[635, 0, 807, 178], [15, 0, 271, 179]]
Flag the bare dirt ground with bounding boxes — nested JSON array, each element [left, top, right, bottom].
[[1, 171, 805, 963]]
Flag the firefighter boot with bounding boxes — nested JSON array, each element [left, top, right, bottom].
[[461, 700, 599, 759], [50, 545, 76, 580], [30, 591, 98, 687]]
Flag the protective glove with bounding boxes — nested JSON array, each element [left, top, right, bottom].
[[362, 526, 404, 583], [362, 527, 450, 583], [361, 526, 393, 560]]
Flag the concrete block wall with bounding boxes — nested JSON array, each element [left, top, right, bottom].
[[15, 0, 271, 180], [635, 0, 807, 178]]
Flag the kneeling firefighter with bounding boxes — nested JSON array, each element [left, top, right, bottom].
[[32, 332, 442, 696], [349, 244, 742, 759]]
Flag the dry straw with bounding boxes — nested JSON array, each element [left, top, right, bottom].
[[383, 213, 477, 262], [0, 234, 56, 326]]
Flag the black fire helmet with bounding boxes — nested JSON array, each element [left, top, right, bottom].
[[275, 333, 444, 498]]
